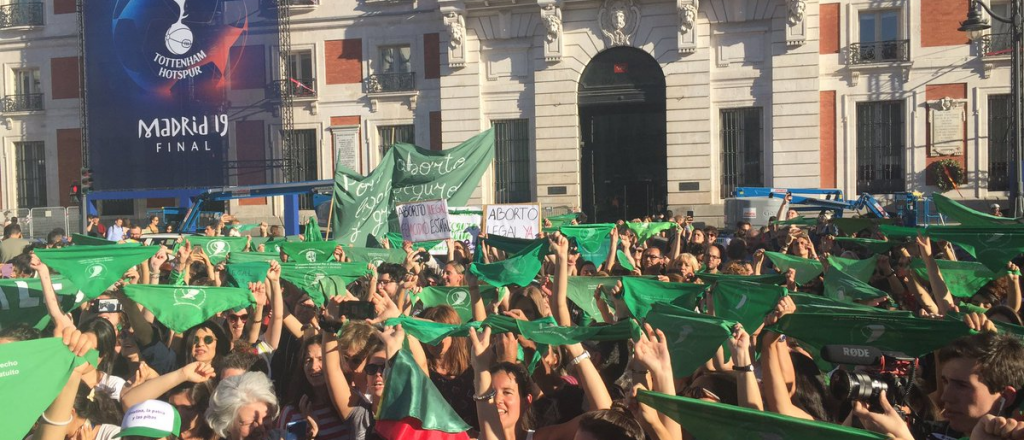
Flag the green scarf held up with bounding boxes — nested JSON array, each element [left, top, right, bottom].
[[279, 262, 373, 307], [565, 276, 624, 324], [827, 255, 878, 283], [831, 218, 896, 236], [620, 276, 705, 319], [789, 293, 912, 317], [376, 349, 472, 435], [280, 241, 338, 263], [250, 237, 284, 254], [469, 240, 549, 288], [922, 225, 1024, 273], [878, 224, 920, 239], [516, 318, 641, 346], [344, 247, 407, 267], [412, 285, 503, 324], [822, 267, 889, 303], [123, 284, 255, 333], [224, 262, 270, 288], [765, 251, 822, 286], [775, 216, 816, 226], [303, 217, 324, 242], [0, 277, 80, 330], [697, 272, 785, 285], [933, 193, 1021, 227], [560, 224, 615, 267], [35, 245, 158, 300], [0, 338, 99, 440], [909, 258, 1007, 298], [228, 251, 282, 264], [626, 222, 675, 245], [833, 237, 901, 254], [385, 232, 441, 254], [70, 233, 115, 246], [644, 303, 736, 377], [476, 235, 541, 263], [225, 223, 261, 233], [616, 250, 635, 271], [636, 390, 888, 440], [184, 236, 249, 265], [710, 279, 786, 334]]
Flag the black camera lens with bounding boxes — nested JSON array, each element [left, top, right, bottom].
[[830, 370, 889, 406]]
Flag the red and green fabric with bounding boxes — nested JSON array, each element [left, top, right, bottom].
[[620, 276, 705, 319], [644, 303, 736, 377], [469, 240, 549, 288], [909, 258, 1007, 298], [375, 349, 470, 440], [765, 251, 822, 285], [279, 262, 373, 307], [280, 241, 338, 263], [183, 236, 249, 265], [123, 285, 255, 333], [35, 245, 158, 300]]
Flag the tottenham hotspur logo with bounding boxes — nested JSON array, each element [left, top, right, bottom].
[[165, 0, 193, 55]]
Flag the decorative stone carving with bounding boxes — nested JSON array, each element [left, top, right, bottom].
[[785, 0, 806, 46], [680, 1, 697, 32], [677, 0, 697, 54], [929, 97, 966, 156], [540, 3, 563, 62], [787, 0, 805, 26], [598, 0, 640, 47], [444, 11, 467, 68]]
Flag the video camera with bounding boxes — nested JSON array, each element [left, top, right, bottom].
[[821, 345, 918, 413]]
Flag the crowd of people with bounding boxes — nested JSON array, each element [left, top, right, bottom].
[[2, 194, 1024, 440]]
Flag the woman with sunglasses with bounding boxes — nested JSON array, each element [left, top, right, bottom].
[[180, 322, 231, 366]]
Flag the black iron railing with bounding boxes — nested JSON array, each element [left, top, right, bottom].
[[982, 33, 1013, 57], [849, 40, 910, 64], [0, 2, 42, 28], [365, 72, 415, 93], [3, 93, 43, 112], [267, 78, 316, 99]]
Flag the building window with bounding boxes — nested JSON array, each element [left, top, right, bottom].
[[989, 94, 1012, 191], [493, 119, 531, 203], [285, 129, 318, 209], [285, 51, 315, 98], [856, 101, 905, 194], [983, 3, 1012, 56], [366, 46, 414, 93], [720, 107, 763, 197], [378, 124, 414, 157], [852, 9, 908, 64], [5, 68, 42, 112], [15, 141, 46, 208], [0, 1, 43, 28]]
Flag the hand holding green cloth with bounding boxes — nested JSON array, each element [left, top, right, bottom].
[[789, 293, 912, 316], [183, 236, 249, 265], [765, 251, 822, 286], [697, 272, 785, 285], [469, 239, 549, 288], [626, 222, 675, 244], [565, 276, 624, 324], [710, 280, 786, 333], [560, 224, 615, 267], [228, 251, 282, 264], [303, 217, 324, 242], [250, 237, 284, 254], [827, 255, 878, 283], [636, 390, 888, 440], [918, 225, 1024, 273], [412, 285, 503, 323], [909, 258, 1006, 298], [0, 338, 99, 440], [123, 284, 254, 333], [516, 318, 641, 346], [878, 224, 921, 239], [35, 245, 158, 300], [823, 266, 889, 303], [344, 247, 407, 266], [224, 262, 270, 288], [833, 237, 901, 254], [0, 277, 80, 330], [279, 262, 373, 307], [946, 310, 1024, 339], [620, 276, 705, 319], [933, 193, 1021, 226], [386, 314, 528, 346], [376, 349, 472, 435], [280, 241, 338, 263], [385, 232, 441, 252], [70, 233, 115, 246], [644, 303, 736, 377], [616, 250, 635, 271]]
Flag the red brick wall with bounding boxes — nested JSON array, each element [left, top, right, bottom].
[[424, 33, 440, 80], [325, 39, 363, 85], [820, 91, 837, 188], [820, 4, 841, 54], [430, 111, 442, 151], [57, 129, 82, 207], [51, 57, 81, 100], [236, 120, 267, 206], [229, 45, 266, 90], [54, 0, 75, 14], [922, 0, 970, 47], [925, 84, 968, 185]]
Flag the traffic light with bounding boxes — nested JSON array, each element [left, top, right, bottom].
[[81, 167, 93, 194], [69, 182, 81, 202]]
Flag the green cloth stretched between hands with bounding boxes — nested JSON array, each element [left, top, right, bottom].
[[182, 236, 249, 264], [469, 239, 549, 288], [909, 258, 1007, 298], [644, 303, 736, 377], [280, 241, 338, 263], [279, 262, 373, 306], [560, 224, 615, 267], [626, 222, 675, 245], [765, 251, 822, 286], [620, 276, 705, 319], [123, 284, 255, 333], [35, 245, 158, 300]]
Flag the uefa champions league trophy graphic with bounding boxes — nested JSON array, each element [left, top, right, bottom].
[[165, 0, 192, 55]]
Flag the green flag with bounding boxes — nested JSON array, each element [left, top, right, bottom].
[[766, 251, 822, 285], [645, 303, 736, 377], [878, 224, 920, 239], [333, 130, 494, 247], [250, 237, 285, 254], [280, 241, 338, 263], [827, 255, 878, 283], [376, 349, 472, 435], [565, 276, 623, 324], [697, 272, 785, 285], [228, 251, 282, 264], [626, 222, 675, 244], [636, 390, 888, 440], [621, 276, 705, 319], [303, 217, 324, 242], [70, 233, 115, 246], [344, 247, 407, 267], [616, 250, 635, 271], [768, 311, 973, 358], [0, 338, 99, 440], [35, 245, 158, 300], [560, 224, 614, 267], [823, 267, 889, 303], [279, 262, 373, 307], [789, 293, 911, 316], [933, 193, 1021, 227], [224, 262, 270, 288], [413, 285, 502, 323], [0, 277, 80, 330], [516, 318, 641, 346], [834, 237, 901, 254], [544, 213, 578, 232], [711, 280, 786, 333], [469, 240, 548, 288], [123, 284, 255, 333], [185, 236, 249, 265], [922, 225, 1024, 273], [909, 258, 1005, 298]]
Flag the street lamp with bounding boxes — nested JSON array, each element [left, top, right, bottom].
[[961, 0, 1024, 217]]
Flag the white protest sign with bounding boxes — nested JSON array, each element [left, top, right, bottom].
[[484, 204, 541, 239], [397, 199, 452, 243], [429, 207, 483, 256]]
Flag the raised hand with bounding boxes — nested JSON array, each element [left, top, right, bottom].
[[266, 260, 281, 282], [494, 332, 519, 363], [180, 361, 216, 383], [549, 233, 569, 257], [149, 247, 169, 272], [916, 234, 933, 259], [764, 296, 796, 328], [468, 326, 494, 372], [177, 240, 193, 263], [633, 323, 671, 374], [29, 253, 49, 279], [375, 324, 405, 359], [963, 312, 998, 333], [249, 282, 268, 307], [728, 324, 752, 367]]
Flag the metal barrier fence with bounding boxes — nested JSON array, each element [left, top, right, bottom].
[[17, 207, 83, 241]]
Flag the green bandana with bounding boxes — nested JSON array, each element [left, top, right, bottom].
[[827, 255, 878, 283], [620, 277, 705, 319], [823, 267, 889, 303], [565, 276, 623, 324], [344, 247, 407, 267], [224, 262, 270, 288], [377, 349, 472, 434], [560, 224, 615, 267], [123, 284, 255, 333], [250, 237, 284, 254], [697, 272, 785, 285], [303, 217, 324, 242], [279, 262, 373, 307], [0, 277, 80, 330], [412, 285, 503, 323], [933, 193, 1021, 227], [909, 259, 1006, 298], [636, 390, 888, 440], [516, 318, 641, 346], [386, 314, 524, 346], [385, 232, 441, 254], [626, 222, 675, 244], [923, 225, 1024, 273], [35, 245, 158, 300], [280, 241, 338, 263], [184, 236, 249, 265], [789, 293, 911, 316], [765, 252, 822, 285], [878, 224, 920, 239], [0, 338, 99, 440], [833, 237, 900, 254], [70, 233, 115, 246], [644, 303, 736, 377], [228, 251, 282, 264], [469, 240, 549, 288], [616, 250, 635, 271], [711, 280, 786, 333]]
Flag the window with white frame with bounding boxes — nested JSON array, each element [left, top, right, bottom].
[[286, 51, 315, 97], [985, 2, 1012, 55], [379, 46, 411, 74], [853, 9, 908, 63], [6, 68, 42, 111], [15, 141, 46, 208], [366, 46, 415, 93]]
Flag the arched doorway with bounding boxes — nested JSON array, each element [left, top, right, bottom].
[[579, 47, 666, 222]]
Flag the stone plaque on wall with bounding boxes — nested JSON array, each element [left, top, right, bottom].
[[331, 125, 361, 173], [929, 97, 965, 156]]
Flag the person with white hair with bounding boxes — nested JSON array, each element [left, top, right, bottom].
[[205, 372, 280, 440]]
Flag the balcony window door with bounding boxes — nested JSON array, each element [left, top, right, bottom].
[[380, 46, 411, 75], [856, 10, 906, 63], [286, 52, 315, 97]]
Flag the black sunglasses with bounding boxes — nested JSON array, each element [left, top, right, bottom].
[[365, 363, 386, 376], [192, 335, 216, 346]]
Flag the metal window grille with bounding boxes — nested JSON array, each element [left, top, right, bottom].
[[378, 124, 415, 157], [15, 141, 46, 208], [989, 94, 1013, 191], [493, 119, 531, 203], [286, 129, 318, 209], [720, 107, 763, 197], [856, 101, 905, 194]]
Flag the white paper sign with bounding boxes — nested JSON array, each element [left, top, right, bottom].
[[484, 204, 541, 239], [397, 199, 452, 243]]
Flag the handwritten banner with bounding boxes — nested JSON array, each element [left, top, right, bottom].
[[429, 207, 483, 256], [397, 199, 452, 243], [484, 204, 541, 239]]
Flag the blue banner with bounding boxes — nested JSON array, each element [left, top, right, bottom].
[[84, 0, 279, 191]]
